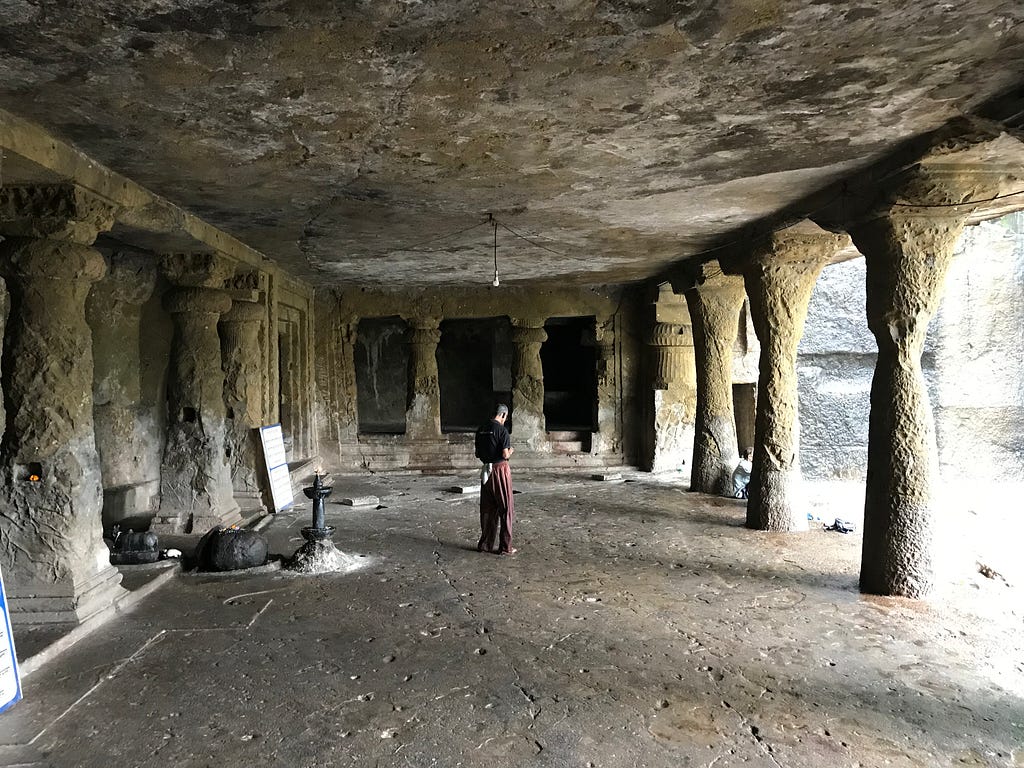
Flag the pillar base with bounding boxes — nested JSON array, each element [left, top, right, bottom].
[[8, 564, 126, 625]]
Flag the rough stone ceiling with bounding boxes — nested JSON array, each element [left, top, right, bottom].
[[0, 1, 1022, 287]]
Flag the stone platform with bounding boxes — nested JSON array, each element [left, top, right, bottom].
[[0, 472, 1019, 767]]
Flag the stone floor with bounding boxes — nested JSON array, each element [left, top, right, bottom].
[[1, 471, 1021, 767]]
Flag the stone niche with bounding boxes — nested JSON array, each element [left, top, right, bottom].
[[354, 316, 409, 434]]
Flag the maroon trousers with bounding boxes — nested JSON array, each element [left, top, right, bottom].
[[479, 461, 514, 553]]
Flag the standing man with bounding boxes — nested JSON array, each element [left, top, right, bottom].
[[474, 404, 516, 555]]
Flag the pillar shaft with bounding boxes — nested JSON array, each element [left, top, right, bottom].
[[0, 185, 127, 623], [511, 319, 548, 451], [592, 316, 619, 455], [741, 229, 848, 531], [851, 212, 964, 597], [155, 253, 239, 533], [685, 270, 745, 494], [405, 318, 442, 440], [220, 299, 266, 510], [89, 252, 159, 522]]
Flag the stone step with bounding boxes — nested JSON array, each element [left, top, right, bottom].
[[550, 440, 585, 454]]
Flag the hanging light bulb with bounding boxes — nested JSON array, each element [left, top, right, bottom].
[[491, 216, 500, 287]]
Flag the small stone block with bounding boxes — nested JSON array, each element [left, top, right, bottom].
[[448, 485, 480, 495], [341, 496, 380, 507], [591, 472, 623, 481]]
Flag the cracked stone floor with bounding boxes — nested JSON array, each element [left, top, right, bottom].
[[1, 471, 1021, 767]]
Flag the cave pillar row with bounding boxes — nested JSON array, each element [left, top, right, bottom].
[[0, 184, 127, 623], [591, 316, 619, 455], [89, 252, 159, 528], [646, 321, 697, 473], [153, 253, 240, 533], [848, 159, 1011, 598], [684, 267, 746, 495], [511, 318, 549, 452], [220, 298, 267, 517], [737, 226, 850, 532], [405, 317, 442, 441]]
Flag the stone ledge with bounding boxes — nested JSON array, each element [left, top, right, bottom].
[[16, 561, 179, 678]]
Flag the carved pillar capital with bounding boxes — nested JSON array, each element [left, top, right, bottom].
[[100, 252, 158, 305], [647, 322, 693, 391], [160, 251, 236, 289], [0, 184, 118, 244], [511, 324, 548, 346], [220, 298, 266, 325]]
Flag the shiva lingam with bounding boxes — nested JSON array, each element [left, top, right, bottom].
[[301, 469, 335, 543]]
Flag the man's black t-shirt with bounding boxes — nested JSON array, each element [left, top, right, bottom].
[[475, 419, 511, 464]]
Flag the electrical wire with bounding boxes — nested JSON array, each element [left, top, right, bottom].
[[889, 188, 1024, 208]]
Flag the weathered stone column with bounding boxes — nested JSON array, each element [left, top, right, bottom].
[[736, 226, 849, 531], [220, 298, 266, 515], [684, 267, 745, 494], [646, 321, 698, 472], [849, 171, 995, 597], [835, 113, 1024, 597], [591, 316, 620, 455], [89, 252, 160, 527], [0, 185, 127, 623], [511, 318, 549, 451], [154, 253, 240, 533], [405, 317, 442, 440]]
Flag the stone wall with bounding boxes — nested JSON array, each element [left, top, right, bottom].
[[796, 257, 874, 479], [797, 212, 1024, 481], [928, 213, 1024, 482], [315, 286, 640, 471]]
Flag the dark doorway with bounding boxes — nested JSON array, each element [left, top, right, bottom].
[[355, 317, 409, 434], [542, 317, 597, 432], [437, 318, 512, 432]]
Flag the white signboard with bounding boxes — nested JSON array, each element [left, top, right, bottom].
[[259, 424, 294, 512], [0, 565, 22, 714]]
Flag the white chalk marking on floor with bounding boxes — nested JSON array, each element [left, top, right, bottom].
[[223, 588, 283, 605], [29, 629, 169, 746], [247, 599, 274, 628]]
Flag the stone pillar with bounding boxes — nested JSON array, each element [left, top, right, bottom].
[[684, 268, 746, 494], [511, 318, 549, 451], [848, 194, 978, 597], [220, 298, 266, 515], [314, 310, 359, 468], [0, 185, 127, 623], [405, 317, 442, 440], [646, 321, 698, 472], [154, 253, 240, 533], [737, 226, 849, 531], [840, 125, 1016, 597], [89, 252, 160, 528], [591, 316, 620, 455]]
